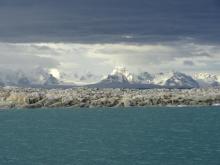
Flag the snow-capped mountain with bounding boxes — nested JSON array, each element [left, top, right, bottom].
[[102, 67, 154, 84], [88, 67, 157, 88], [0, 69, 30, 86], [91, 68, 200, 89], [0, 67, 60, 87], [0, 66, 219, 89], [93, 67, 132, 88], [152, 71, 199, 88], [194, 73, 220, 87], [110, 66, 135, 82], [15, 70, 31, 86], [135, 72, 154, 84], [28, 67, 60, 85], [101, 67, 133, 84]]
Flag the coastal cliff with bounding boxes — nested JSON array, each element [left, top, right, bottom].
[[0, 87, 220, 109]]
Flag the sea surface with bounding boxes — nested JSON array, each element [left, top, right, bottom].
[[0, 107, 220, 165]]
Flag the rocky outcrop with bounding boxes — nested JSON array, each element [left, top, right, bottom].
[[0, 87, 220, 109]]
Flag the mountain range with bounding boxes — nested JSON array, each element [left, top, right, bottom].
[[88, 67, 201, 89], [0, 67, 60, 87], [0, 67, 219, 89]]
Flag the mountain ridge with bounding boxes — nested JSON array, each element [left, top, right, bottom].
[[0, 67, 219, 89]]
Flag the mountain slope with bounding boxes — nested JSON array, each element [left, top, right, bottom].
[[0, 67, 60, 87], [0, 66, 219, 89], [135, 72, 154, 84], [194, 73, 220, 87], [89, 67, 160, 88], [153, 72, 199, 88]]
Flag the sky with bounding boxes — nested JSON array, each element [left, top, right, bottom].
[[0, 0, 220, 76]]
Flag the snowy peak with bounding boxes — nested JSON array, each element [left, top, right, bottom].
[[0, 67, 60, 87], [28, 67, 60, 85], [98, 68, 199, 88], [194, 73, 220, 87], [0, 66, 219, 89], [100, 66, 134, 84], [167, 72, 199, 88], [110, 66, 135, 82], [153, 72, 173, 86], [153, 71, 199, 88], [194, 73, 218, 82]]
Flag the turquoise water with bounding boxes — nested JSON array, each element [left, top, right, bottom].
[[0, 107, 220, 165]]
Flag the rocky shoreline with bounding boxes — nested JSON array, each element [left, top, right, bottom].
[[0, 87, 220, 109]]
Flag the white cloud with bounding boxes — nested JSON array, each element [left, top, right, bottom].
[[0, 41, 219, 75], [49, 68, 60, 79], [0, 43, 59, 70]]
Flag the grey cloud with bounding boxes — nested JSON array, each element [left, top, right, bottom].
[[0, 54, 59, 70], [183, 60, 195, 66], [87, 42, 220, 73], [28, 45, 64, 56], [0, 54, 59, 67], [0, 42, 219, 75], [0, 43, 60, 70], [192, 52, 212, 58], [0, 0, 220, 43], [95, 42, 216, 66]]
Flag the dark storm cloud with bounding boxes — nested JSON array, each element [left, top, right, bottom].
[[0, 0, 220, 43]]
